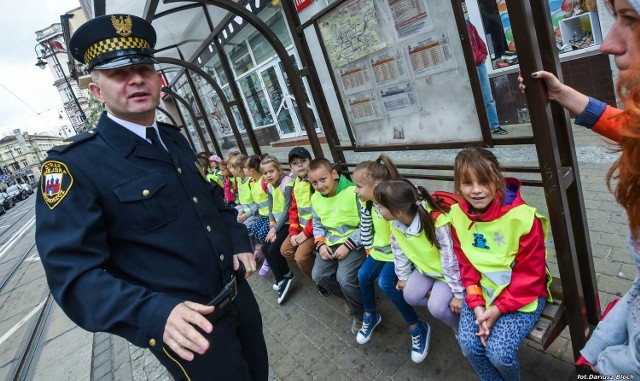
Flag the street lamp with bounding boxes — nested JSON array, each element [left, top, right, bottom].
[[35, 42, 87, 130]]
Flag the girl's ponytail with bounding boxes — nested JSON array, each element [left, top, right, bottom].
[[415, 185, 440, 250]]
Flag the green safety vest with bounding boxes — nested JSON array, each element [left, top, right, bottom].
[[311, 185, 360, 246], [293, 178, 313, 227], [237, 177, 255, 214], [391, 211, 449, 280], [206, 170, 223, 188], [270, 176, 294, 222], [448, 203, 553, 312], [251, 176, 269, 217], [360, 200, 393, 262]]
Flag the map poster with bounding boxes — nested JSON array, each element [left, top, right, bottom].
[[370, 48, 408, 86], [318, 0, 387, 68], [338, 61, 374, 95], [387, 0, 434, 40], [347, 91, 382, 124], [379, 82, 420, 118], [407, 32, 457, 78]]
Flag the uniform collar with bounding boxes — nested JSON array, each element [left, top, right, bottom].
[[106, 112, 158, 141], [96, 112, 175, 162], [391, 212, 421, 236]]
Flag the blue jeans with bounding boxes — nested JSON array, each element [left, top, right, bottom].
[[358, 255, 419, 325], [477, 63, 499, 129]]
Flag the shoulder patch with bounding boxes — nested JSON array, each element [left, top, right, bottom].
[[40, 160, 74, 210], [48, 130, 98, 153]]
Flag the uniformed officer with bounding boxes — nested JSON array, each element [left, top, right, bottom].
[[35, 14, 268, 380]]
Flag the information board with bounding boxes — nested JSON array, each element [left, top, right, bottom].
[[315, 0, 483, 146]]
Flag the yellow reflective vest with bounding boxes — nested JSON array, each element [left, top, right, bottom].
[[311, 185, 359, 246], [392, 212, 449, 280], [293, 178, 313, 227], [251, 176, 269, 217], [361, 200, 393, 262], [448, 203, 552, 312], [270, 176, 294, 222], [237, 177, 255, 214]]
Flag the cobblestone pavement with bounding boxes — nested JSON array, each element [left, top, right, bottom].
[[94, 123, 631, 380]]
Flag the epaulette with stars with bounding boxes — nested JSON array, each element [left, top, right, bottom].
[[48, 129, 98, 154]]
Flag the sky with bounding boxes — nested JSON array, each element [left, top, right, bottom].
[[0, 0, 83, 138]]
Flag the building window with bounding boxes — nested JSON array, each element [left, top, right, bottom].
[[21, 160, 27, 167], [64, 87, 75, 102], [16, 148, 22, 155], [54, 63, 64, 79]]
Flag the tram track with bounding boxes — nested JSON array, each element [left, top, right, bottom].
[[0, 200, 36, 245], [9, 292, 53, 381], [0, 241, 36, 295]]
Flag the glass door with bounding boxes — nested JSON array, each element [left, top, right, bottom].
[[259, 65, 301, 139]]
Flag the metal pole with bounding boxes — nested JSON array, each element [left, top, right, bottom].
[[40, 41, 87, 128]]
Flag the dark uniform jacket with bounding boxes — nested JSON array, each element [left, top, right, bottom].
[[35, 113, 251, 348]]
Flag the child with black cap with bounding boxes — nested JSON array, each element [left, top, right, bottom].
[[280, 147, 318, 285]]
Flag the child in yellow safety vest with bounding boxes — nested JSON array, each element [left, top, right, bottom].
[[280, 147, 317, 284], [374, 178, 463, 364], [229, 154, 260, 260], [308, 158, 365, 334], [260, 156, 295, 304], [353, 155, 438, 365], [244, 154, 272, 276], [206, 155, 224, 188], [450, 147, 551, 381]]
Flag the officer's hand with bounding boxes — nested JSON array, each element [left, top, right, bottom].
[[233, 252, 256, 278], [164, 301, 215, 361]]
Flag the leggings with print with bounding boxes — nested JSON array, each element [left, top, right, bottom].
[[458, 298, 545, 381]]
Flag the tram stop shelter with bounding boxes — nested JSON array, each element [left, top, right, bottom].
[[66, 0, 620, 374]]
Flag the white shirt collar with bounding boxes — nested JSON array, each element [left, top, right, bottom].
[[106, 113, 159, 142], [391, 212, 422, 236]]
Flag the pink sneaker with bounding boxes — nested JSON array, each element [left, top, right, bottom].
[[259, 260, 270, 276]]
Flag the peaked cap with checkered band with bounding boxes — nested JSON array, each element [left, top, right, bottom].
[[70, 14, 157, 71]]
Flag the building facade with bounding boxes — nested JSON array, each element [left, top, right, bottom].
[[0, 130, 63, 187], [35, 9, 90, 135]]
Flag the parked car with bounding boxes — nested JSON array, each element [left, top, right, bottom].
[[0, 204, 5, 215], [18, 183, 34, 196], [1, 192, 14, 205], [0, 193, 14, 210], [6, 185, 26, 201]]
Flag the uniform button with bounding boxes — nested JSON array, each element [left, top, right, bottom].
[[193, 197, 198, 203], [178, 167, 182, 174], [149, 338, 156, 347], [142, 189, 150, 197], [219, 254, 224, 261], [207, 226, 212, 232]]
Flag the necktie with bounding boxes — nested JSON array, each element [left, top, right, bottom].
[[145, 127, 168, 154]]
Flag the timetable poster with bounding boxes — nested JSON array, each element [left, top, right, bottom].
[[347, 91, 382, 124], [370, 49, 409, 86], [338, 61, 374, 95], [407, 32, 457, 78], [387, 0, 434, 41], [379, 82, 420, 118]]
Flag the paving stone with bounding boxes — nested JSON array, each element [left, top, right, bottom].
[[326, 366, 353, 380], [332, 346, 362, 370], [374, 349, 406, 376], [597, 274, 633, 295], [309, 355, 337, 380], [618, 263, 637, 281], [351, 358, 381, 380], [592, 257, 622, 277], [271, 354, 298, 379]]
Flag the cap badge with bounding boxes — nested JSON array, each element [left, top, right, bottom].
[[111, 15, 132, 37], [40, 160, 74, 210]]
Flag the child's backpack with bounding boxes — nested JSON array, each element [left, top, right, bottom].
[[431, 191, 460, 213]]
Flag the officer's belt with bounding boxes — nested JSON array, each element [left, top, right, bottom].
[[204, 276, 238, 324]]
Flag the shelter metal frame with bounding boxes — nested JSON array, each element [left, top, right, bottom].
[[92, 0, 600, 367]]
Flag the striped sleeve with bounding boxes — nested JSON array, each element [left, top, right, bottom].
[[359, 202, 374, 253]]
